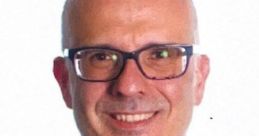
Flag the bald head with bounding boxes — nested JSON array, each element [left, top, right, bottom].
[[62, 0, 198, 50]]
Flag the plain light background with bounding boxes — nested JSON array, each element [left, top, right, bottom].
[[0, 0, 259, 135]]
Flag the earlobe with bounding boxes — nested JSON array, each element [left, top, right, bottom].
[[194, 55, 210, 105], [53, 57, 72, 109]]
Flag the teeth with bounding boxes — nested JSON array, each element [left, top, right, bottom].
[[114, 113, 154, 122]]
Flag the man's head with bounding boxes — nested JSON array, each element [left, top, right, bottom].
[[53, 0, 209, 136]]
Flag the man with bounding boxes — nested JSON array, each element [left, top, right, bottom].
[[53, 0, 210, 135]]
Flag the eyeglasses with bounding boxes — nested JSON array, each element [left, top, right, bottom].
[[64, 44, 193, 82]]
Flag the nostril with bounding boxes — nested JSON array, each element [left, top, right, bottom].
[[109, 87, 145, 97], [111, 90, 125, 97], [108, 80, 146, 97]]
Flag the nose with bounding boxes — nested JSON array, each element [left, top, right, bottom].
[[110, 60, 148, 97]]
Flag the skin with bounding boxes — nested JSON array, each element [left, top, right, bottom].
[[53, 0, 210, 136]]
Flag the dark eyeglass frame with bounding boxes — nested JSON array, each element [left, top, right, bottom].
[[64, 44, 193, 82]]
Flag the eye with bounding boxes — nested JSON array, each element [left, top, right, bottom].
[[151, 49, 170, 59], [91, 52, 118, 62], [93, 52, 109, 61]]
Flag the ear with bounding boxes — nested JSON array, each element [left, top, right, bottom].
[[193, 55, 210, 105], [53, 57, 72, 109]]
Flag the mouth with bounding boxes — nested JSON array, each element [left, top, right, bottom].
[[111, 112, 155, 123], [107, 111, 159, 130]]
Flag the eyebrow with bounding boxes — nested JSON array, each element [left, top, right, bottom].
[[74, 42, 185, 51], [76, 43, 114, 48]]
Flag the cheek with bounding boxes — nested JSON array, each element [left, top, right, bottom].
[[71, 81, 109, 135], [150, 76, 195, 133], [73, 82, 108, 113], [153, 78, 194, 108]]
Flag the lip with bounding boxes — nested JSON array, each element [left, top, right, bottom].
[[106, 111, 159, 130]]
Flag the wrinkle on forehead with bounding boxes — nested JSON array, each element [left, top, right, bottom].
[[62, 0, 198, 49]]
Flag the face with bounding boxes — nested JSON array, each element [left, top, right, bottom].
[[54, 0, 210, 136]]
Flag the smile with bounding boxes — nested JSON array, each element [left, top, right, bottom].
[[111, 112, 155, 123]]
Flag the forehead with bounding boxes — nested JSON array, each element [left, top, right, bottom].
[[63, 0, 197, 49]]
